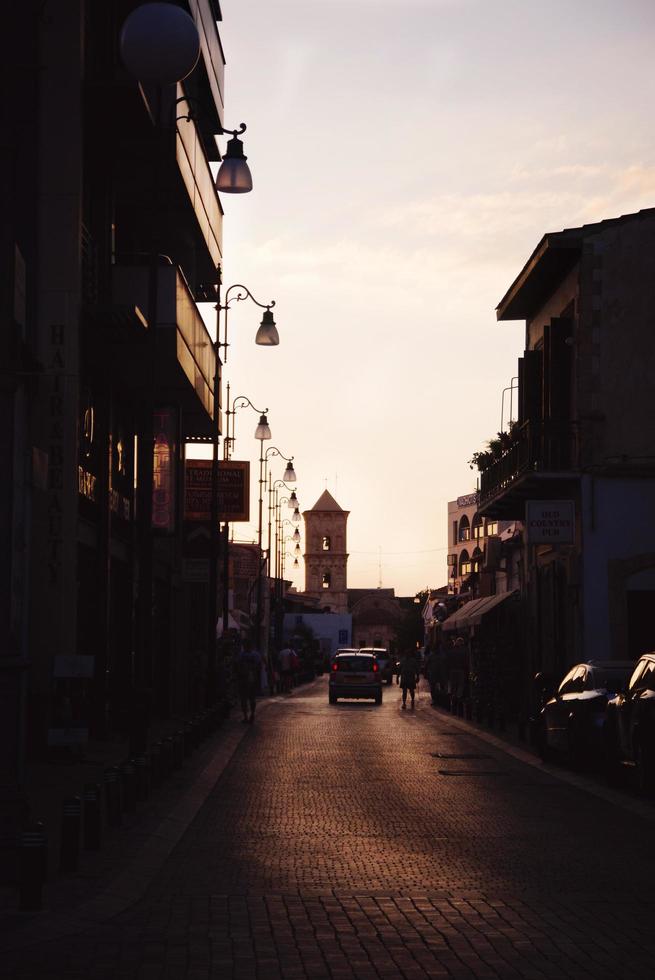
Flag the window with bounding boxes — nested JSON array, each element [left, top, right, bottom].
[[471, 548, 482, 573], [459, 515, 470, 542], [322, 571, 331, 589], [322, 535, 331, 551], [459, 550, 470, 576], [472, 514, 484, 540], [486, 520, 498, 537]]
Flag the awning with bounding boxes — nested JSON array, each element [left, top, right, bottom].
[[442, 591, 517, 632]]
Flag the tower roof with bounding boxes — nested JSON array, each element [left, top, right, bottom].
[[307, 489, 347, 513]]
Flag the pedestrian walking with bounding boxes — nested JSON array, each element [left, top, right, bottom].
[[278, 643, 294, 693], [399, 650, 420, 710], [236, 637, 264, 724]]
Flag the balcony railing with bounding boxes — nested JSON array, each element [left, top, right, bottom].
[[479, 419, 577, 506], [176, 83, 223, 269]]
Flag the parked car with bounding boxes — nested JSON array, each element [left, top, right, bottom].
[[539, 660, 634, 765], [329, 651, 382, 705], [359, 647, 393, 685], [604, 652, 655, 792]]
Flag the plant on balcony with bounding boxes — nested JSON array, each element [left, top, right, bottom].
[[469, 426, 518, 472], [468, 449, 493, 472]]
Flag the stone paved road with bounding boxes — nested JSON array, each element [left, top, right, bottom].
[[5, 678, 655, 978]]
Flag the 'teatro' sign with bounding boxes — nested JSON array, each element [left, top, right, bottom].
[[526, 500, 575, 544]]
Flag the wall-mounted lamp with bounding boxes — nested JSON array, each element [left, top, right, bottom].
[[216, 124, 253, 194]]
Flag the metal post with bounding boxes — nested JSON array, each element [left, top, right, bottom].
[[208, 265, 222, 705], [256, 446, 266, 653]]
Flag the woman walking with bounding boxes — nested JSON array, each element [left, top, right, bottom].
[[399, 649, 420, 710]]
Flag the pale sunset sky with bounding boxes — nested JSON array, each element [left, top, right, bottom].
[[210, 0, 655, 595]]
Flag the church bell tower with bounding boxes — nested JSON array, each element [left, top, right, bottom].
[[303, 490, 349, 614]]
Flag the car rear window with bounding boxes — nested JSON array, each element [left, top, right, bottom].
[[335, 657, 375, 672]]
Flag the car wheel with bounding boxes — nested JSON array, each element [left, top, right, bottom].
[[636, 739, 655, 796], [329, 693, 337, 705]]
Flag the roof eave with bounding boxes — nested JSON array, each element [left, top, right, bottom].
[[496, 233, 582, 322]]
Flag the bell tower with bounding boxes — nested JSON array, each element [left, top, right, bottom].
[[303, 490, 349, 614]]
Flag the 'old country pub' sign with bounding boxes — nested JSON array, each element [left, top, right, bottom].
[[184, 459, 250, 522]]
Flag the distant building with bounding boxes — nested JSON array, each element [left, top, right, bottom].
[[303, 490, 349, 614], [446, 493, 517, 596], [348, 589, 403, 651]]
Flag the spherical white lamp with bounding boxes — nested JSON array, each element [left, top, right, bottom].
[[120, 3, 201, 84]]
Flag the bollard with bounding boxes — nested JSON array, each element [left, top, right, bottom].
[[104, 767, 122, 828], [83, 783, 102, 850], [121, 761, 137, 813], [60, 796, 81, 872], [134, 755, 150, 801], [19, 822, 47, 912]]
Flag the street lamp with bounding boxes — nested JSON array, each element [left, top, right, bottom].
[[215, 124, 253, 194], [218, 283, 279, 364], [216, 387, 271, 643], [223, 384, 270, 460], [257, 447, 297, 652], [209, 281, 275, 670]]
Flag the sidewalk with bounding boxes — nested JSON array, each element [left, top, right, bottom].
[[0, 684, 305, 951]]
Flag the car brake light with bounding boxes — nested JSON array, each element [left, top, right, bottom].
[[372, 662, 379, 673], [332, 662, 338, 672]]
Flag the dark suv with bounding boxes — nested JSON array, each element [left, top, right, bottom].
[[604, 652, 655, 792]]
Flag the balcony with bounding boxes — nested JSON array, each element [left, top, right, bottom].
[[112, 262, 218, 435], [176, 89, 223, 270], [188, 0, 225, 119], [478, 419, 579, 518]]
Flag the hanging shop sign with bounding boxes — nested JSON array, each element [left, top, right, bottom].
[[526, 500, 575, 544], [152, 408, 177, 532], [184, 459, 250, 523]]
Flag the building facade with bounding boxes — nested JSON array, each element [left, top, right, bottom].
[[477, 208, 655, 696], [446, 493, 518, 596], [1, 0, 231, 875]]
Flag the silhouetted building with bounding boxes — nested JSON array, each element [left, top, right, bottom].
[[478, 208, 655, 702], [1, 0, 230, 877]]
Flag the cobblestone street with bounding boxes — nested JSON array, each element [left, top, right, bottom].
[[4, 678, 655, 979]]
